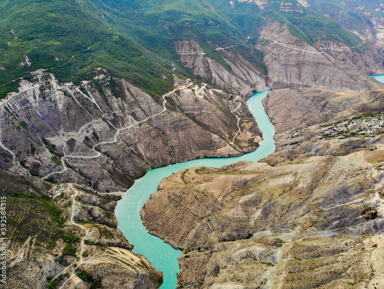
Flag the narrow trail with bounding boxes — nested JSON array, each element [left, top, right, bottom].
[[42, 79, 252, 183], [2, 77, 242, 182], [42, 160, 68, 180], [215, 45, 237, 51], [10, 29, 18, 40], [9, 235, 35, 267], [115, 90, 275, 289], [260, 35, 325, 54], [230, 95, 243, 144], [42, 82, 193, 180], [259, 33, 367, 54], [194, 83, 207, 98], [50, 184, 88, 289], [175, 52, 206, 55]]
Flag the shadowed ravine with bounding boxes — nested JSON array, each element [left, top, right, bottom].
[[115, 90, 276, 288]]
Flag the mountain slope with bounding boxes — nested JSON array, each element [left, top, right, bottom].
[[1, 0, 383, 99], [2, 1, 384, 288], [0, 169, 163, 288], [0, 0, 174, 96], [142, 86, 384, 288], [1, 0, 384, 192]]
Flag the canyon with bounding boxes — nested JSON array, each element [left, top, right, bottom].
[[2, 0, 384, 288], [141, 78, 384, 288]]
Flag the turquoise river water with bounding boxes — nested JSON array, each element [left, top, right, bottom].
[[372, 74, 384, 83], [116, 76, 384, 288], [115, 90, 275, 288]]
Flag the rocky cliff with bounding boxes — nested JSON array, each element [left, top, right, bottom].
[[174, 40, 269, 97], [263, 87, 384, 163], [3, 1, 384, 288], [257, 22, 384, 92], [142, 146, 384, 288], [174, 23, 384, 95], [0, 70, 261, 193], [141, 86, 384, 288]]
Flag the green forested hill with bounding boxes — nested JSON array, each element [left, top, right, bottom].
[[306, 0, 384, 35], [0, 0, 369, 97], [0, 0, 175, 96]]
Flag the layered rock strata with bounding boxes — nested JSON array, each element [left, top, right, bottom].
[[0, 70, 261, 193], [142, 86, 384, 288], [257, 22, 384, 92]]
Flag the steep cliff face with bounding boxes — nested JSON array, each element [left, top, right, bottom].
[[174, 40, 269, 97], [257, 22, 384, 92], [174, 23, 384, 95], [262, 87, 384, 165], [141, 85, 384, 288], [142, 148, 384, 288], [263, 88, 384, 133], [1, 170, 162, 289], [3, 1, 384, 287], [0, 70, 261, 192]]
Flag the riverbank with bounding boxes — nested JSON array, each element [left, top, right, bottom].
[[139, 76, 384, 288], [115, 90, 276, 288]]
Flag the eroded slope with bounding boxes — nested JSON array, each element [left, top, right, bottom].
[[0, 71, 260, 193], [141, 87, 384, 289], [1, 170, 162, 289]]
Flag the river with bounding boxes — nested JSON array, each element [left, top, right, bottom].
[[372, 74, 384, 83], [116, 74, 384, 288], [115, 90, 276, 288]]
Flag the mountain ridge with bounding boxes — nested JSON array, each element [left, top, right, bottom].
[[1, 0, 383, 98]]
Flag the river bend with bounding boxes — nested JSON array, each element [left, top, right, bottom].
[[115, 90, 275, 288]]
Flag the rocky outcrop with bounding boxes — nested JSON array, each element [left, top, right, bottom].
[[257, 22, 384, 92], [0, 70, 261, 193], [62, 247, 163, 289], [177, 232, 380, 289], [236, 0, 305, 12], [142, 147, 384, 288], [1, 169, 163, 289], [174, 40, 269, 96], [263, 88, 384, 134], [175, 23, 384, 96], [141, 84, 384, 288], [237, 0, 270, 10], [262, 87, 384, 164]]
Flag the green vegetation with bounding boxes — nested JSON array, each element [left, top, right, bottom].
[[273, 238, 284, 247], [51, 156, 62, 166], [19, 121, 28, 130], [307, 0, 375, 42], [279, 10, 361, 47], [46, 276, 60, 289], [0, 0, 174, 98], [76, 269, 103, 288], [42, 137, 56, 151], [5, 194, 65, 252], [61, 231, 80, 243], [76, 270, 93, 282], [30, 144, 37, 154], [0, 0, 368, 98], [62, 243, 77, 256], [0, 170, 69, 251], [9, 191, 66, 226]]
